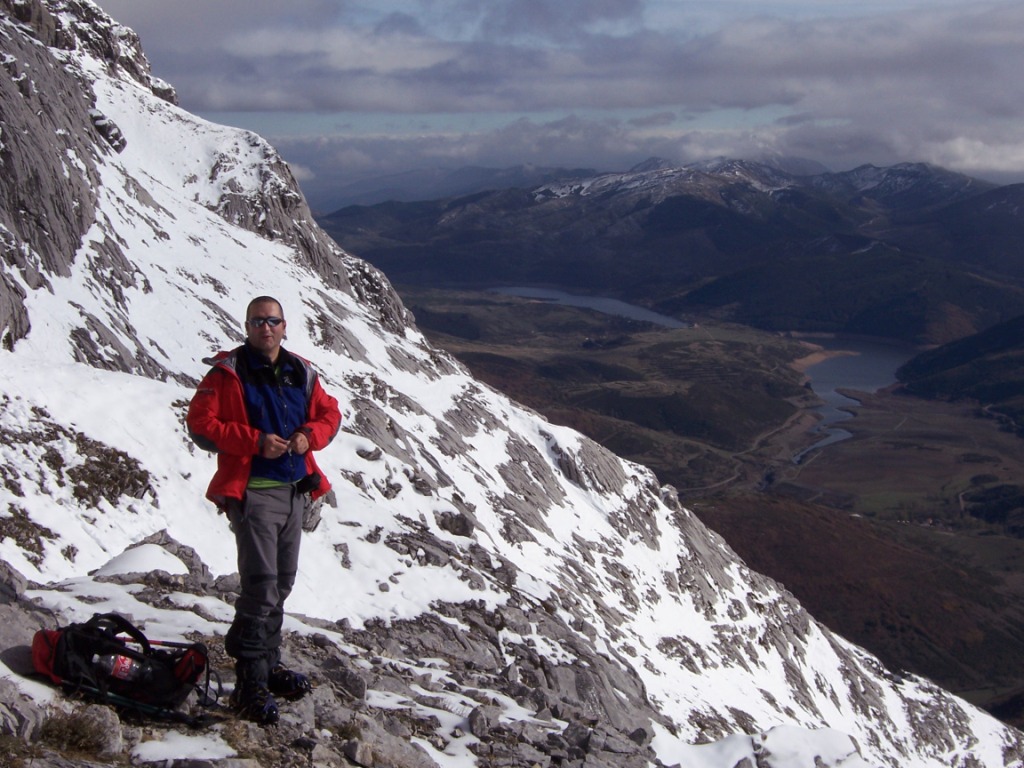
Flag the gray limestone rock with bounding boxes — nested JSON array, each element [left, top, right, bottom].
[[0, 676, 47, 740]]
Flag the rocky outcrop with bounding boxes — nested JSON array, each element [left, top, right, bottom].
[[0, 535, 670, 768], [0, 0, 411, 366], [0, 0, 184, 349], [1, 0, 98, 348]]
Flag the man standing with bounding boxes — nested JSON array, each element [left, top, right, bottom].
[[187, 296, 341, 724]]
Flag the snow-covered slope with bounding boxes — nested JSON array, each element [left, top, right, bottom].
[[1, 2, 1022, 766], [533, 156, 988, 215]]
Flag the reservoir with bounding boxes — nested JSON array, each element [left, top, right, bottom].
[[794, 338, 917, 462], [492, 287, 688, 329], [494, 287, 915, 461]]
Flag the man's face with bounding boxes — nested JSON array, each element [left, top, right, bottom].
[[245, 300, 286, 358]]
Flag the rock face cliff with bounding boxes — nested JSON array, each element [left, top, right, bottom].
[[1, 2, 1022, 767]]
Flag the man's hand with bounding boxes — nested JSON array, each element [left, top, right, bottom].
[[260, 433, 292, 459], [288, 431, 310, 455]]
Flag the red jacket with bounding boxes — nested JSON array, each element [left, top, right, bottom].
[[186, 347, 341, 507]]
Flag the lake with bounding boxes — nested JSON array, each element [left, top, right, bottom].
[[492, 287, 688, 329], [494, 287, 915, 461], [794, 338, 918, 462]]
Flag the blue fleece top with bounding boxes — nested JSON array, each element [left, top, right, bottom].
[[239, 343, 309, 485]]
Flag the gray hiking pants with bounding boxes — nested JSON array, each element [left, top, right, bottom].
[[224, 485, 303, 679]]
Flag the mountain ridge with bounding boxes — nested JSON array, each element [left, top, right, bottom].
[[898, 313, 1024, 429], [319, 159, 1021, 346], [315, 163, 601, 212]]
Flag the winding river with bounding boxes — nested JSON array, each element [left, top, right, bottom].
[[794, 338, 917, 462], [492, 287, 688, 328], [493, 287, 917, 460]]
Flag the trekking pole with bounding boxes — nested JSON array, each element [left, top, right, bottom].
[[70, 683, 224, 727], [115, 636, 196, 649]]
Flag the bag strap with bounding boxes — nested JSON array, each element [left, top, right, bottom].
[[85, 613, 152, 653]]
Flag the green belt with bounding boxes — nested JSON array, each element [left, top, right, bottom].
[[246, 477, 294, 490]]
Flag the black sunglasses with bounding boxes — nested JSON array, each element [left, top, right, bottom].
[[247, 316, 284, 328]]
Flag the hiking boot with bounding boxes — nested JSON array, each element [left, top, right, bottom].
[[268, 664, 312, 700], [230, 682, 279, 725]]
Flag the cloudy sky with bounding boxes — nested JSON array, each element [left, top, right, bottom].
[[94, 0, 1024, 212]]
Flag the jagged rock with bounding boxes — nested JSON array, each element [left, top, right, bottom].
[[345, 259, 414, 335], [562, 720, 593, 749], [385, 526, 456, 568], [0, 0, 98, 348], [435, 508, 475, 537], [473, 739, 552, 768], [343, 712, 442, 768], [343, 737, 376, 767], [310, 742, 348, 768], [323, 663, 368, 704], [356, 446, 383, 461], [0, 558, 27, 602], [0, 272, 29, 352], [156, 761, 262, 768], [77, 704, 123, 756], [137, 530, 214, 591], [626, 725, 653, 747], [589, 726, 644, 755], [0, 676, 47, 740], [212, 572, 242, 598], [88, 109, 126, 152], [279, 692, 317, 731], [3, 0, 57, 47], [13, 753, 113, 768], [468, 704, 501, 738]]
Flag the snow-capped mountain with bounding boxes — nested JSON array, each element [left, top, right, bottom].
[[531, 158, 791, 204], [323, 155, 1017, 347], [1, 1, 1022, 766], [532, 156, 988, 212]]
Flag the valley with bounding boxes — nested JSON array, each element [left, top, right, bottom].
[[320, 158, 1024, 727], [397, 284, 1024, 726]]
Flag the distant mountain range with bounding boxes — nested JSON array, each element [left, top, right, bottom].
[[318, 158, 1024, 345], [317, 164, 599, 210]]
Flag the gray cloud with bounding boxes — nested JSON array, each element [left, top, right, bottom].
[[276, 116, 732, 211], [103, 1, 1024, 113], [95, 0, 1024, 209], [456, 0, 646, 42], [629, 111, 677, 128]]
